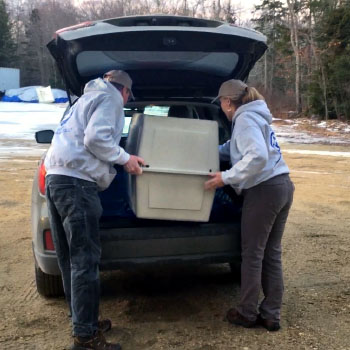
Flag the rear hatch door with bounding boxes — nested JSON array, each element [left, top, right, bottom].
[[47, 15, 267, 99]]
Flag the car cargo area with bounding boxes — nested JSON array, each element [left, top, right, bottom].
[[98, 102, 242, 226], [95, 104, 242, 268]]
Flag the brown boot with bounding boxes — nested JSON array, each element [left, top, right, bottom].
[[97, 319, 112, 333], [71, 331, 121, 350], [226, 308, 256, 328], [257, 314, 280, 332]]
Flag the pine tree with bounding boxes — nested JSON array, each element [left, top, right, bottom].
[[252, 1, 290, 94], [0, 0, 16, 67], [310, 0, 350, 120]]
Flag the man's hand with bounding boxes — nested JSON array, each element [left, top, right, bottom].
[[204, 172, 225, 190], [124, 155, 145, 175]]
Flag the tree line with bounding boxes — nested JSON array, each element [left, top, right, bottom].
[[1, 0, 349, 120], [252, 0, 350, 120]]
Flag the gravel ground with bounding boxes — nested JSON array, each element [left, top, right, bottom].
[[0, 142, 349, 350]]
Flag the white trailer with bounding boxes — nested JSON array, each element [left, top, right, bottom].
[[0, 67, 20, 91]]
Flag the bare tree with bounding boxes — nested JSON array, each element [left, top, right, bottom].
[[78, 0, 125, 20], [190, 0, 203, 17], [286, 0, 302, 113]]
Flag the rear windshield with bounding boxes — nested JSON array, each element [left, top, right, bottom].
[[77, 51, 239, 77]]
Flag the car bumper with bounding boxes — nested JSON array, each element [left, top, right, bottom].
[[34, 222, 241, 274], [100, 222, 241, 268]]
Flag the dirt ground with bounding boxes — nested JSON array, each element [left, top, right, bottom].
[[0, 142, 349, 350]]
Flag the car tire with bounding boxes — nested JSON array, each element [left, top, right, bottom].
[[35, 263, 64, 297]]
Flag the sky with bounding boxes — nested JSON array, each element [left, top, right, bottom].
[[231, 0, 259, 20], [72, 0, 262, 22]]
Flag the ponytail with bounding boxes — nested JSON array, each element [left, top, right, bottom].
[[241, 87, 264, 104], [229, 86, 265, 108]]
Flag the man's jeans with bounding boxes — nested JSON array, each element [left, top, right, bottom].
[[236, 174, 295, 322], [46, 175, 103, 337]]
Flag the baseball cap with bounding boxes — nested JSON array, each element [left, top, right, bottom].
[[103, 70, 135, 100], [212, 79, 248, 103]]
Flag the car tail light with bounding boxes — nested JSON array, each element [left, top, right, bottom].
[[38, 159, 47, 195], [44, 230, 55, 251]]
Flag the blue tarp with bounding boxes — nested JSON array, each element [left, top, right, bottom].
[[1, 86, 68, 103]]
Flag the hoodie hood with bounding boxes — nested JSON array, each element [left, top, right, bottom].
[[234, 100, 273, 124], [84, 77, 119, 96]]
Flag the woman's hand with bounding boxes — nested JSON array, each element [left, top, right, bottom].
[[204, 172, 225, 190]]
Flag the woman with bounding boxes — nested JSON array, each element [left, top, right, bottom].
[[205, 79, 294, 331]]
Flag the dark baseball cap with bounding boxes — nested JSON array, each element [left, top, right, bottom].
[[212, 79, 248, 103], [103, 70, 135, 100]]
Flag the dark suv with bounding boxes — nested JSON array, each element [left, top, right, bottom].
[[31, 15, 267, 297]]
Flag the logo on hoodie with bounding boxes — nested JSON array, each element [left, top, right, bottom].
[[270, 131, 281, 163], [55, 107, 73, 135]]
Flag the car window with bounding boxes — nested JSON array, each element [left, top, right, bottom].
[[123, 104, 230, 143], [123, 106, 169, 136], [144, 106, 169, 116], [123, 116, 132, 135]]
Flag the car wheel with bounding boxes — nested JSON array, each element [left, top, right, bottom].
[[229, 261, 241, 282], [35, 263, 64, 297]]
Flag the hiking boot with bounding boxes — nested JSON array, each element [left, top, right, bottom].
[[226, 308, 256, 328], [71, 331, 121, 350], [257, 314, 281, 332], [98, 319, 112, 333]]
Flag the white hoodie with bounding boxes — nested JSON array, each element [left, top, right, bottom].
[[219, 100, 289, 194], [45, 78, 130, 191]]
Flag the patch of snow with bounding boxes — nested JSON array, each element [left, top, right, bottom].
[[292, 170, 345, 175], [0, 139, 50, 157], [0, 158, 37, 163], [0, 103, 349, 157], [283, 149, 350, 157], [273, 121, 350, 145], [0, 102, 65, 140]]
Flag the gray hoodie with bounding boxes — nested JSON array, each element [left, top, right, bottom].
[[219, 100, 289, 194], [45, 78, 130, 191]]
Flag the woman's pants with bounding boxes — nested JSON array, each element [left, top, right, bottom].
[[236, 174, 294, 322]]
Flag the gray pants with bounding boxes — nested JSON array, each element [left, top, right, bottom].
[[236, 174, 294, 322]]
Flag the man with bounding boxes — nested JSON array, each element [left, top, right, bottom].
[[45, 70, 144, 350]]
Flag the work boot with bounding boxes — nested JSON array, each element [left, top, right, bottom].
[[226, 308, 256, 328], [71, 331, 121, 350], [257, 314, 281, 332], [98, 319, 112, 333]]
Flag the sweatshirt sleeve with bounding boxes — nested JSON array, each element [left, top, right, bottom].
[[219, 140, 231, 161], [221, 125, 268, 185], [83, 94, 130, 165]]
